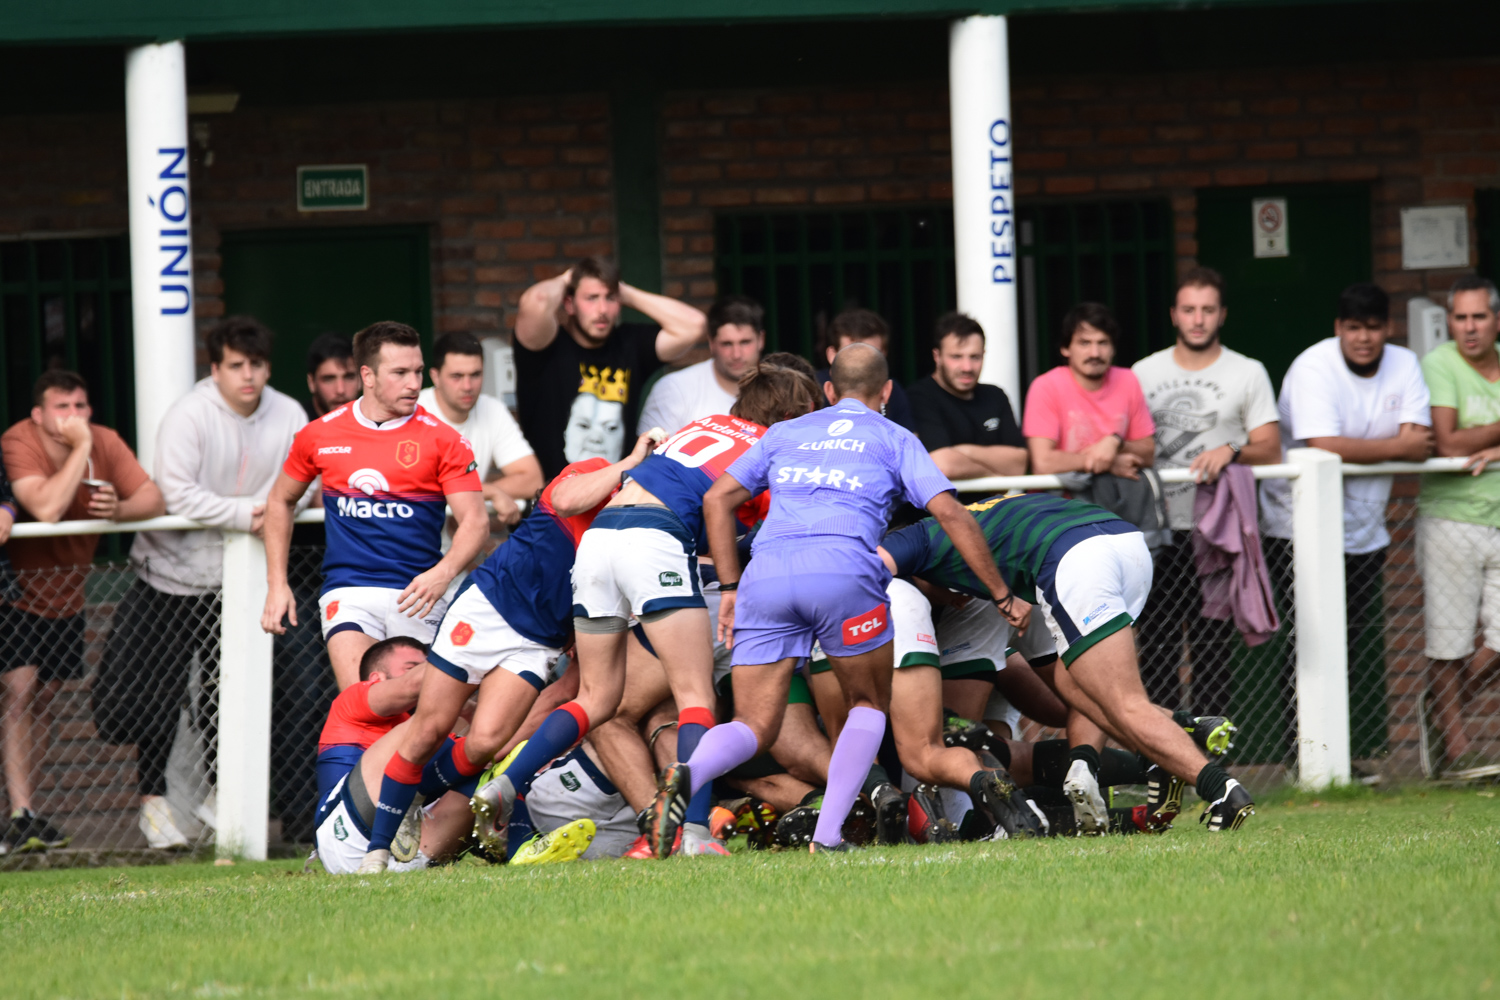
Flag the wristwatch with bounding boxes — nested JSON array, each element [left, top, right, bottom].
[[1227, 441, 1242, 461]]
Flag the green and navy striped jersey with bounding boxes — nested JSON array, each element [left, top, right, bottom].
[[882, 492, 1121, 601]]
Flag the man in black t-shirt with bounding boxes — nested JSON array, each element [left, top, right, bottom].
[[907, 312, 1027, 479], [813, 308, 916, 430], [514, 258, 706, 478]]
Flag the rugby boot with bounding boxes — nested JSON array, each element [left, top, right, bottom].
[[1143, 763, 1183, 831], [842, 794, 877, 847], [1107, 805, 1163, 835], [1199, 779, 1255, 832], [390, 794, 425, 863], [469, 775, 516, 860], [649, 762, 691, 858], [870, 782, 908, 845], [511, 819, 596, 866], [906, 785, 961, 845], [970, 767, 1044, 839], [708, 805, 737, 842], [943, 715, 1002, 756], [679, 822, 731, 857], [1062, 759, 1109, 835], [623, 834, 654, 860], [774, 803, 820, 848], [726, 797, 779, 851], [1183, 716, 1237, 758], [808, 839, 854, 854], [355, 848, 391, 874]]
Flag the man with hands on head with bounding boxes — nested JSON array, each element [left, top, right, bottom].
[[1024, 303, 1156, 480], [260, 322, 487, 690]]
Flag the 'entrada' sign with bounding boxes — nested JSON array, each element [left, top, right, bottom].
[[297, 165, 368, 212]]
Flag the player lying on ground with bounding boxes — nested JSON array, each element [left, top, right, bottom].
[[262, 321, 488, 689], [880, 492, 1255, 832], [353, 439, 651, 873], [313, 638, 479, 873], [469, 365, 821, 858], [651, 344, 1030, 855]]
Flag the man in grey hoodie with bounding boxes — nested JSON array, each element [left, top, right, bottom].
[[93, 317, 307, 849]]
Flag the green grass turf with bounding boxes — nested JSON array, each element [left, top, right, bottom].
[[2, 787, 1497, 999]]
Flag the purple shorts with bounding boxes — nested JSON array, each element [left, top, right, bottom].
[[730, 541, 893, 667]]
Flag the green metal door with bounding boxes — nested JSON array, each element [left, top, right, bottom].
[[1195, 183, 1372, 392], [220, 226, 433, 407]]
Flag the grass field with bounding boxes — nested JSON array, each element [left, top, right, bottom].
[[3, 786, 1496, 1000]]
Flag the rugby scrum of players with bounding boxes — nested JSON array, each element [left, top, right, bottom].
[[260, 286, 1253, 876]]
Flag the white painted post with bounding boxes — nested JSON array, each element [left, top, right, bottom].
[[217, 532, 273, 860], [949, 15, 1020, 411], [1288, 448, 1352, 789], [125, 41, 197, 473]]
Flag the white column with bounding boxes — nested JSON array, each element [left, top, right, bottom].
[[1288, 448, 1352, 790], [949, 15, 1020, 411], [125, 41, 197, 473], [217, 532, 273, 860]]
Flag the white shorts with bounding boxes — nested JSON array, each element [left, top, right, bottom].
[[319, 586, 447, 644], [1035, 528, 1152, 667], [809, 578, 938, 672], [428, 584, 561, 689], [314, 772, 429, 875], [983, 687, 1023, 739], [1419, 517, 1500, 660], [572, 507, 704, 621], [523, 747, 639, 860], [935, 597, 1010, 679]]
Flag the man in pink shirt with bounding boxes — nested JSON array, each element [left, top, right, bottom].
[[1024, 302, 1156, 479]]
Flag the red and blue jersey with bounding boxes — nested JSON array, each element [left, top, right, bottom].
[[283, 402, 481, 593], [627, 414, 769, 550], [315, 677, 410, 818], [469, 458, 617, 648]]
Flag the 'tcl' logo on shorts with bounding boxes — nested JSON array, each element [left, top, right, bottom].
[[841, 603, 889, 645], [450, 621, 475, 647], [326, 601, 340, 620]]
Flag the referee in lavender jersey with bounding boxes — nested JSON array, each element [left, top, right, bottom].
[[648, 344, 1030, 854]]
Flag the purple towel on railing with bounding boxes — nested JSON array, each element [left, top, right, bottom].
[[1192, 463, 1280, 646]]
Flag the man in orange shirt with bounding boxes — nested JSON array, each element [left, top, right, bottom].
[[0, 371, 163, 854]]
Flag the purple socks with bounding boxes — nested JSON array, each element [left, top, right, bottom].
[[686, 720, 760, 795], [812, 706, 886, 846]]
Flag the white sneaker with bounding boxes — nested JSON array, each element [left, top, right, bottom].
[[678, 822, 730, 857], [1063, 759, 1109, 835], [391, 795, 425, 863], [195, 791, 217, 832], [355, 848, 391, 874], [140, 796, 190, 849]]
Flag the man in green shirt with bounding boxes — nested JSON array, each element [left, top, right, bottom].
[[1419, 274, 1500, 774]]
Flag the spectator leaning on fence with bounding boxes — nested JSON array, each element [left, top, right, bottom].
[[1260, 282, 1433, 760], [638, 294, 766, 436], [97, 317, 306, 849], [1130, 268, 1281, 714], [906, 311, 1027, 479], [0, 370, 164, 855], [305, 332, 359, 420], [418, 332, 542, 532], [1417, 275, 1500, 775], [1023, 302, 1156, 479], [813, 308, 917, 431]]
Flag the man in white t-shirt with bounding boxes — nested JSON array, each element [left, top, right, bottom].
[[1131, 268, 1281, 713], [1260, 282, 1432, 760], [418, 332, 542, 529], [637, 295, 764, 435]]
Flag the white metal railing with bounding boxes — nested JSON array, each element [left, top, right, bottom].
[[7, 455, 1483, 857]]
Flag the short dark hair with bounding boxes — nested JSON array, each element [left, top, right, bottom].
[[306, 332, 353, 376], [359, 636, 426, 682], [934, 312, 985, 347], [33, 369, 88, 407], [207, 315, 274, 366], [760, 351, 817, 381], [1337, 282, 1389, 324], [1060, 302, 1121, 346], [731, 363, 818, 428], [707, 295, 765, 337], [431, 332, 484, 371], [1447, 274, 1500, 313], [1177, 266, 1226, 307], [564, 257, 621, 299], [352, 321, 422, 374], [826, 308, 890, 351]]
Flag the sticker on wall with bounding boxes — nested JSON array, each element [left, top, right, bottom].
[[1252, 197, 1288, 258], [1401, 206, 1469, 270], [297, 164, 368, 212]]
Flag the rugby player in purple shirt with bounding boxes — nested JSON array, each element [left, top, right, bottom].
[[648, 344, 1030, 854]]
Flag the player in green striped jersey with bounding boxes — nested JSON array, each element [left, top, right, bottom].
[[880, 492, 1255, 832]]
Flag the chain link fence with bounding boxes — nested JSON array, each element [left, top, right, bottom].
[[0, 544, 329, 860]]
